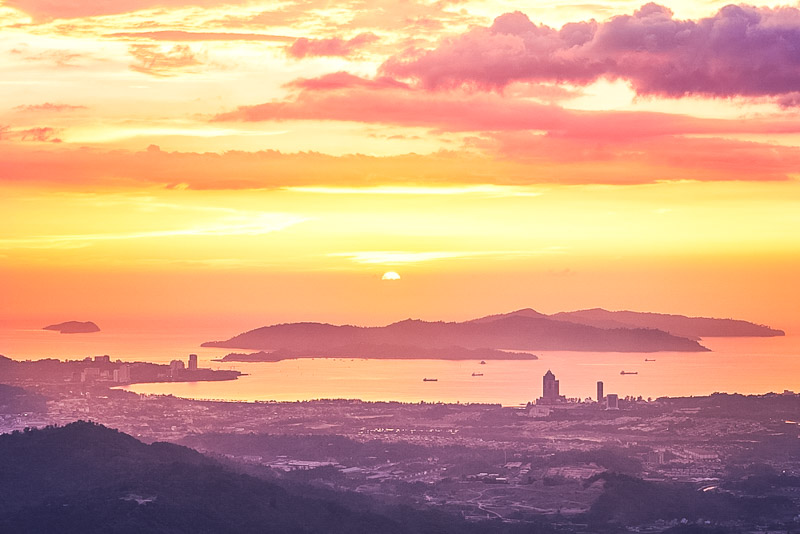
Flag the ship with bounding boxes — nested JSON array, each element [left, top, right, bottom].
[[620, 371, 638, 375], [472, 372, 484, 377], [423, 378, 438, 382], [480, 361, 486, 365], [645, 358, 656, 362]]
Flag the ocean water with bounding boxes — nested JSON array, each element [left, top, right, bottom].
[[1, 328, 798, 405]]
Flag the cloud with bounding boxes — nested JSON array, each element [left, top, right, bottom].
[[1, 137, 797, 189], [330, 250, 549, 265], [215, 73, 800, 139], [0, 126, 62, 143], [285, 71, 410, 91], [0, 212, 307, 250], [14, 103, 87, 113], [106, 31, 293, 42], [286, 33, 379, 59], [5, 0, 238, 20], [128, 44, 203, 76], [381, 3, 800, 102], [474, 130, 800, 183]]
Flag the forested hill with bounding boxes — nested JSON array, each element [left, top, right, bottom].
[[0, 422, 537, 534]]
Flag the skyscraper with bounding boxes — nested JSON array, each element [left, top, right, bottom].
[[188, 353, 198, 371], [597, 381, 604, 404], [606, 393, 619, 410], [538, 370, 564, 405]]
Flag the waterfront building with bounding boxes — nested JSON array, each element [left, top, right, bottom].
[[188, 353, 198, 371]]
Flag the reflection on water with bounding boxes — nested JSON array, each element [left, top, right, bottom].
[[2, 328, 798, 405]]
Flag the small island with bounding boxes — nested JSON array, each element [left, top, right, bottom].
[[43, 321, 101, 334]]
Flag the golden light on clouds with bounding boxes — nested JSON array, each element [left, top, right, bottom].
[[1, 0, 799, 331]]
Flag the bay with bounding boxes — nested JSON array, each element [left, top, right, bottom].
[[2, 327, 797, 406]]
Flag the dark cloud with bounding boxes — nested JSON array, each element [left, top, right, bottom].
[[382, 3, 800, 102]]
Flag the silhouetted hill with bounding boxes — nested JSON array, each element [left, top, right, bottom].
[[0, 422, 536, 534], [43, 321, 101, 334], [585, 472, 792, 525], [203, 314, 708, 353], [470, 308, 549, 323], [551, 308, 785, 338]]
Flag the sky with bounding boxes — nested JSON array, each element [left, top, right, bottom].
[[1, 0, 799, 333]]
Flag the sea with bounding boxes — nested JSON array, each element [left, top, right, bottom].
[[1, 327, 798, 406]]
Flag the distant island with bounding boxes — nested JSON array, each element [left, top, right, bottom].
[[218, 344, 537, 363], [43, 321, 101, 334], [201, 307, 787, 357]]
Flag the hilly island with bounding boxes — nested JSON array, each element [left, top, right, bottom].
[[203, 308, 784, 362]]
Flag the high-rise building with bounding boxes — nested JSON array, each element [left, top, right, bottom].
[[169, 359, 185, 377], [188, 353, 198, 371], [538, 370, 565, 405], [606, 393, 619, 410], [113, 364, 131, 383], [597, 381, 604, 404]]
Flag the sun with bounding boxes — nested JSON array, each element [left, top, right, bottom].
[[381, 271, 401, 281]]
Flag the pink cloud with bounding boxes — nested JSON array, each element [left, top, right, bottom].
[[215, 74, 800, 139], [475, 131, 800, 183], [5, 0, 235, 20], [382, 3, 800, 102], [287, 33, 378, 59], [285, 71, 410, 91]]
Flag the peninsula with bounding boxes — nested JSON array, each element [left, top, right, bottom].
[[218, 344, 537, 363]]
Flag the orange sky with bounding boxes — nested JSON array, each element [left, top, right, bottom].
[[1, 0, 799, 333]]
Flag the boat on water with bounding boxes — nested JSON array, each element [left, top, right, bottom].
[[620, 371, 638, 375], [472, 372, 484, 377], [480, 361, 486, 365], [423, 378, 438, 382], [645, 358, 656, 362]]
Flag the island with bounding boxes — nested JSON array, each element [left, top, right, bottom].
[[43, 321, 101, 334], [202, 309, 711, 354], [204, 308, 785, 358], [217, 344, 537, 363]]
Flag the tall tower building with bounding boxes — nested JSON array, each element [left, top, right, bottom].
[[538, 370, 564, 405], [188, 353, 198, 371], [597, 381, 604, 404]]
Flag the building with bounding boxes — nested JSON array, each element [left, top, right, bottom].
[[169, 359, 185, 377], [606, 393, 619, 410], [597, 381, 604, 404], [188, 353, 198, 371], [537, 370, 566, 405], [94, 355, 110, 364], [113, 364, 131, 383], [81, 367, 101, 382]]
